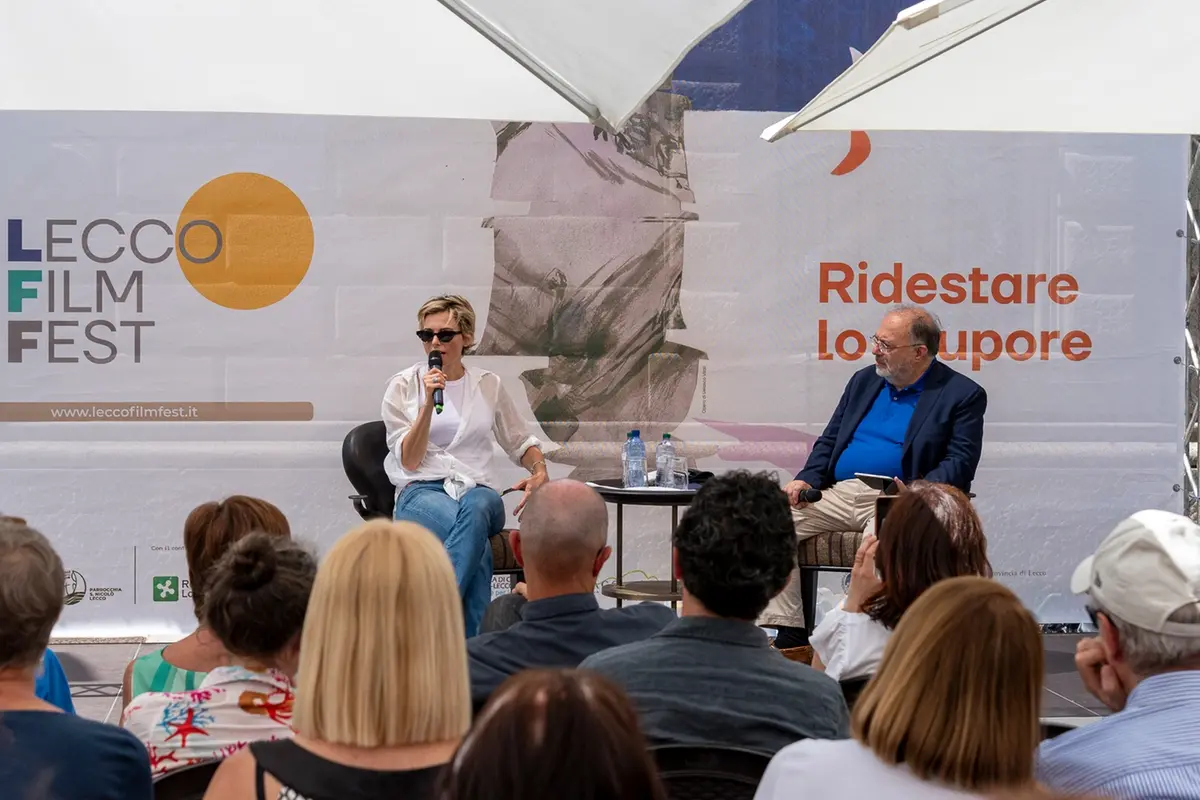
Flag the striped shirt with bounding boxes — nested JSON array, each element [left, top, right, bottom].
[[1037, 670, 1200, 799]]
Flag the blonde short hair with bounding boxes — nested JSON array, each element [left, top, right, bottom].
[[852, 576, 1042, 792], [417, 295, 477, 341], [293, 520, 470, 746]]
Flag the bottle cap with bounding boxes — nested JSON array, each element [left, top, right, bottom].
[[662, 433, 671, 440], [631, 429, 641, 437]]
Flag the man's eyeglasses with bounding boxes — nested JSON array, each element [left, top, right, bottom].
[[1085, 604, 1102, 628], [416, 329, 463, 344], [871, 335, 922, 354]]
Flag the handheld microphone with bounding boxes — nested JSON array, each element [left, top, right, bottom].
[[798, 488, 822, 503], [428, 351, 444, 414]]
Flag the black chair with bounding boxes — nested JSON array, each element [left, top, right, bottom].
[[1041, 721, 1077, 740], [153, 760, 221, 800], [341, 421, 523, 576], [840, 676, 871, 711], [651, 744, 773, 800]]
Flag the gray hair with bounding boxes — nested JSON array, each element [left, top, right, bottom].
[[1100, 601, 1200, 674], [889, 305, 942, 353], [0, 522, 64, 670]]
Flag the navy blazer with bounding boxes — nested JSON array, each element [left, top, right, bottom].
[[797, 360, 986, 493]]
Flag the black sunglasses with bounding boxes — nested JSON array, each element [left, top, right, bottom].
[[1085, 604, 1102, 628], [416, 329, 462, 343]]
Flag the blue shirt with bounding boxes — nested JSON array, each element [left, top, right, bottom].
[[0, 710, 152, 800], [1037, 671, 1200, 799], [468, 592, 675, 710], [832, 369, 929, 482], [34, 649, 75, 713]]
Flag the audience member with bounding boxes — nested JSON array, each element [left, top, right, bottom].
[[441, 669, 667, 800], [754, 576, 1042, 799], [122, 532, 316, 776], [122, 495, 291, 706], [467, 480, 675, 709], [35, 648, 76, 713], [811, 481, 991, 679], [0, 521, 152, 799], [203, 520, 470, 800], [1038, 510, 1200, 798], [581, 470, 849, 753]]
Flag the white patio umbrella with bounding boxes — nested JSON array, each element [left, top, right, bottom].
[[0, 0, 749, 131], [762, 0, 1200, 140]]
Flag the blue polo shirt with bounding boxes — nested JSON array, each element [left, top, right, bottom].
[[833, 367, 930, 483]]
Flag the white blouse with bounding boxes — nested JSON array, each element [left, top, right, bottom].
[[754, 739, 981, 800], [382, 363, 541, 501], [810, 602, 892, 681]]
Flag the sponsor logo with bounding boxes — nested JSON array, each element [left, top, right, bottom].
[[62, 569, 123, 604], [63, 570, 87, 606]]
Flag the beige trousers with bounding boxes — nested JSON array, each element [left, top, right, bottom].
[[759, 479, 880, 629]]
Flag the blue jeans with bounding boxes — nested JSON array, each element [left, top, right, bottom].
[[393, 481, 504, 637]]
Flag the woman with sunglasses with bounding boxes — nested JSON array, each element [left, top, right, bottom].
[[382, 295, 547, 637]]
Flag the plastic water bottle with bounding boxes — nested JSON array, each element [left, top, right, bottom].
[[625, 429, 646, 488], [656, 433, 677, 489], [621, 431, 632, 487]]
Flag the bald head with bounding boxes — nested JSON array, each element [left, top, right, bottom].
[[518, 480, 609, 579]]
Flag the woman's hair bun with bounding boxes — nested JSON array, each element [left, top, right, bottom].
[[226, 531, 278, 591]]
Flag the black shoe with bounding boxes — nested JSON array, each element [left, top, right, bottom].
[[771, 625, 809, 649]]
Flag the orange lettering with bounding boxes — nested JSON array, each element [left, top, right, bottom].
[[817, 319, 833, 360], [1039, 329, 1060, 359], [970, 330, 1002, 371], [1062, 330, 1092, 361], [1028, 273, 1048, 300], [939, 330, 966, 361], [835, 329, 867, 361], [1006, 330, 1037, 361], [906, 273, 937, 303], [1049, 274, 1079, 304], [993, 274, 1022, 304], [941, 273, 967, 304], [969, 267, 990, 303], [819, 262, 853, 303], [871, 264, 902, 303]]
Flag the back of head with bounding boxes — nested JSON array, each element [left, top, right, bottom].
[[443, 669, 666, 800], [0, 522, 64, 671], [673, 471, 795, 619], [853, 576, 1042, 792], [202, 532, 317, 663], [293, 519, 470, 747], [183, 495, 291, 619], [868, 481, 992, 628], [517, 480, 608, 580]]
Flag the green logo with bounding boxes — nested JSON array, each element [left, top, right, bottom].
[[153, 576, 180, 602]]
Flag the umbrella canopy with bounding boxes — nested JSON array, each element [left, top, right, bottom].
[[0, 0, 748, 130], [762, 0, 1200, 141]]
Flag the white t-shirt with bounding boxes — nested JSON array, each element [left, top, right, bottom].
[[428, 377, 465, 449], [754, 739, 982, 800]]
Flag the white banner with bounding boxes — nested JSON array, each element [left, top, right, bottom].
[[0, 109, 1185, 636]]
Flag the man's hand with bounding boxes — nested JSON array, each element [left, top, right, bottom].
[[844, 535, 882, 613], [784, 479, 814, 508], [513, 581, 527, 597], [1075, 636, 1130, 712]]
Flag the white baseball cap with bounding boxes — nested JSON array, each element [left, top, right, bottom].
[[1071, 509, 1200, 636]]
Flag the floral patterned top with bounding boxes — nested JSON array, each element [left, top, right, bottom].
[[121, 665, 295, 777]]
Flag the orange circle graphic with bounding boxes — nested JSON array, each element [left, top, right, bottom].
[[176, 173, 314, 310]]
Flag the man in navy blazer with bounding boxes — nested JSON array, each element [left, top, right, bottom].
[[762, 306, 987, 647]]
